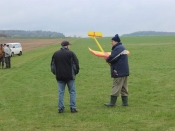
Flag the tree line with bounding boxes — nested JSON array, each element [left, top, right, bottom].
[[0, 30, 65, 38], [122, 31, 175, 36]]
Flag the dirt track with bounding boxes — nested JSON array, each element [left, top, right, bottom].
[[0, 38, 66, 52]]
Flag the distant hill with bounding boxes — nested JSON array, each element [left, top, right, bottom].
[[0, 30, 65, 38], [122, 31, 175, 36]]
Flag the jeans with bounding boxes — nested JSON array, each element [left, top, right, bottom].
[[58, 80, 76, 110]]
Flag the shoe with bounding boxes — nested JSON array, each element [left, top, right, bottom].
[[70, 108, 78, 113], [58, 109, 64, 113]]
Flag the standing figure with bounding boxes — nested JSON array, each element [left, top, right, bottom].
[[104, 34, 129, 107], [51, 41, 80, 113], [4, 44, 11, 69], [0, 44, 4, 68], [7, 45, 11, 68]]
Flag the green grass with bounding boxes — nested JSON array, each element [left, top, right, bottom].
[[0, 36, 175, 131]]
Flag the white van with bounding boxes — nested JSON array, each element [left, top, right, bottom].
[[6, 43, 22, 56]]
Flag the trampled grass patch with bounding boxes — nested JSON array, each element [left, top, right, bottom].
[[0, 36, 175, 131]]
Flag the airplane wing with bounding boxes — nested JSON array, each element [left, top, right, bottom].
[[88, 48, 110, 58], [88, 48, 130, 58]]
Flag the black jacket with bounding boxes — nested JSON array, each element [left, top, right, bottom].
[[52, 47, 79, 81], [106, 42, 129, 78]]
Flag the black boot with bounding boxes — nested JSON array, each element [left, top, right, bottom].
[[104, 95, 117, 107], [121, 96, 128, 106]]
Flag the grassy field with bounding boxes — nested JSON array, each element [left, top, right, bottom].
[[0, 36, 175, 131]]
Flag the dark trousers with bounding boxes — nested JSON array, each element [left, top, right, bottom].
[[5, 57, 11, 68], [0, 57, 4, 68]]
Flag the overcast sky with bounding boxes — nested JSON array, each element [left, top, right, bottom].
[[0, 0, 175, 37]]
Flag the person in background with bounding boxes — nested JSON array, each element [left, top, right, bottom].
[[4, 44, 11, 68], [104, 34, 130, 107], [0, 44, 4, 69], [7, 44, 11, 68], [51, 40, 80, 113]]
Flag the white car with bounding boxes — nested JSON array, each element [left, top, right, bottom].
[[6, 43, 22, 56]]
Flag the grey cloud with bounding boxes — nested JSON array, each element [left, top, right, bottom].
[[0, 0, 175, 37]]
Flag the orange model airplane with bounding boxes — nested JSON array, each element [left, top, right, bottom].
[[88, 31, 130, 59]]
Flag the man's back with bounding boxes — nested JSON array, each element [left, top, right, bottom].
[[53, 47, 79, 81]]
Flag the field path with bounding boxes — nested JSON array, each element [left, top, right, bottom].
[[0, 38, 66, 52]]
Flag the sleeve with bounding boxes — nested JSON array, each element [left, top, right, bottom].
[[106, 48, 121, 64], [50, 54, 56, 75], [72, 52, 79, 74]]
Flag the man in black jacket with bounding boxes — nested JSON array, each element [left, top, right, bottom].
[[51, 40, 79, 113], [104, 34, 129, 107]]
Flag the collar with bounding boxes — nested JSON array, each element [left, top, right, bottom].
[[61, 46, 69, 50], [112, 42, 122, 50]]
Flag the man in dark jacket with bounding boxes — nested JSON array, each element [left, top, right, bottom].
[[51, 40, 79, 113], [104, 34, 129, 107]]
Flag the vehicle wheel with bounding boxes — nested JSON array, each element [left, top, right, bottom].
[[18, 51, 22, 56], [11, 52, 14, 57]]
